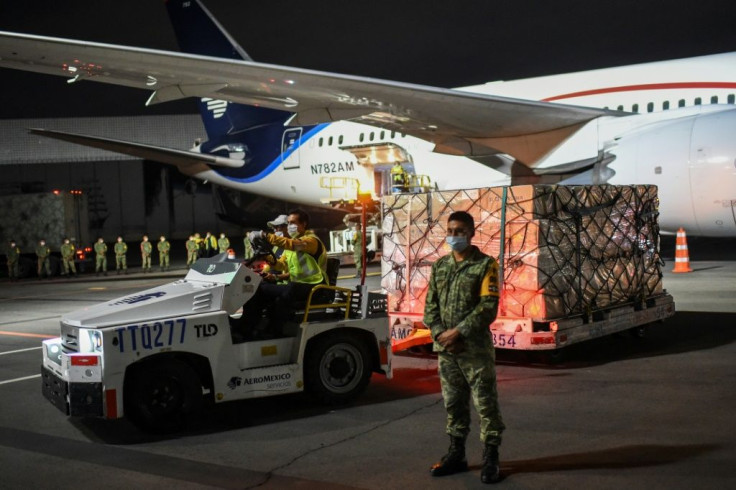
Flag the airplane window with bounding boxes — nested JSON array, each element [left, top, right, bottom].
[[647, 102, 654, 113], [654, 166, 662, 175], [380, 131, 385, 140], [728, 94, 735, 104], [617, 105, 624, 111], [632, 104, 639, 113], [678, 99, 686, 107], [391, 131, 396, 139], [319, 137, 323, 147], [370, 132, 375, 141], [328, 136, 333, 146], [710, 95, 718, 104], [694, 97, 702, 105], [338, 135, 344, 145], [663, 101, 670, 110], [359, 133, 364, 142]]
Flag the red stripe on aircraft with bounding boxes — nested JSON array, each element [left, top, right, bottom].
[[542, 82, 736, 102]]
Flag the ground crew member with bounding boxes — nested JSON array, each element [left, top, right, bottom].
[[60, 238, 77, 277], [186, 235, 198, 267], [244, 209, 327, 335], [351, 225, 363, 279], [204, 231, 217, 257], [218, 232, 230, 254], [391, 162, 409, 193], [424, 210, 504, 484], [140, 235, 153, 272], [36, 239, 52, 279], [6, 240, 20, 282], [157, 235, 171, 271], [94, 237, 108, 276], [114, 236, 128, 274]]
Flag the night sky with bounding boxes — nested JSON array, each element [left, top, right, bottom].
[[1, 0, 735, 119]]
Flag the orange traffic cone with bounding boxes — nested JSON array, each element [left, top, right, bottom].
[[672, 227, 692, 273]]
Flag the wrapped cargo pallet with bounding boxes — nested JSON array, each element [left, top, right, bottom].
[[381, 185, 663, 327]]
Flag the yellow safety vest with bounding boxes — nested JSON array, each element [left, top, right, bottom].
[[283, 232, 327, 285]]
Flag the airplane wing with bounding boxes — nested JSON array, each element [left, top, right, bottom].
[[0, 31, 614, 165], [28, 128, 245, 168]]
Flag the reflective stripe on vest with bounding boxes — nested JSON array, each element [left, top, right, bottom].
[[284, 232, 326, 285]]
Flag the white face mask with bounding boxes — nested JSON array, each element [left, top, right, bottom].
[[274, 231, 284, 237], [287, 223, 299, 238]]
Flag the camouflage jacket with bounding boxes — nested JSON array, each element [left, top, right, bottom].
[[157, 240, 171, 254], [141, 241, 153, 255], [35, 245, 50, 259], [94, 242, 107, 256], [114, 242, 127, 256], [423, 246, 500, 354], [61, 243, 75, 259], [6, 245, 20, 262]]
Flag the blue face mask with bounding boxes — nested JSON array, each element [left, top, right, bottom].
[[446, 235, 469, 252]]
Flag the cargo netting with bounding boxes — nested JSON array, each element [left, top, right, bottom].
[[380, 185, 663, 321]]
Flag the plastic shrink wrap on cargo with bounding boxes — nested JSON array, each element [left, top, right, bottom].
[[381, 185, 663, 321]]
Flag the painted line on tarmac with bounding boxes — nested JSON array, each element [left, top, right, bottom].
[[0, 346, 42, 356], [0, 316, 61, 327], [0, 330, 56, 339], [0, 374, 41, 386]]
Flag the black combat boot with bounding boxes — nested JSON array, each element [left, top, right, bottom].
[[430, 436, 468, 476], [480, 443, 501, 484]]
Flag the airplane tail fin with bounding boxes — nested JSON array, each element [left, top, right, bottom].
[[165, 0, 290, 140]]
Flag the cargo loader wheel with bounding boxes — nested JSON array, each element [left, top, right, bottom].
[[124, 359, 203, 433], [305, 333, 372, 405]]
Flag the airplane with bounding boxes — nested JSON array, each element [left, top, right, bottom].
[[0, 0, 734, 237]]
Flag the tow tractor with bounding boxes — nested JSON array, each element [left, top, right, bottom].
[[41, 247, 392, 432]]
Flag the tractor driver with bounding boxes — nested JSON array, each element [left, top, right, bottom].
[[243, 209, 328, 336]]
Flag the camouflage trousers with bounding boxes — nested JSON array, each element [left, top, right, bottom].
[[159, 253, 169, 269], [62, 258, 76, 274], [95, 255, 107, 272], [187, 251, 198, 266], [141, 254, 151, 269], [438, 351, 505, 445], [37, 257, 51, 277], [116, 255, 127, 270]]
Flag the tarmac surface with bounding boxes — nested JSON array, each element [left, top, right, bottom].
[[0, 244, 734, 489]]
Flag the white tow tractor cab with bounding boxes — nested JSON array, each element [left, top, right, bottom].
[[41, 253, 392, 432]]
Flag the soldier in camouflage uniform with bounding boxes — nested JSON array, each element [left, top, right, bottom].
[[243, 233, 254, 260], [218, 232, 230, 254], [94, 238, 108, 276], [185, 235, 198, 267], [423, 211, 504, 484], [6, 240, 20, 282], [114, 236, 128, 274], [140, 235, 153, 272], [36, 239, 52, 279], [60, 238, 77, 277], [157, 235, 171, 271]]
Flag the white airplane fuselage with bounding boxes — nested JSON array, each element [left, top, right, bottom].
[[190, 53, 736, 236]]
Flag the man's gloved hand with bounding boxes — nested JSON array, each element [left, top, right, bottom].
[[247, 230, 264, 243]]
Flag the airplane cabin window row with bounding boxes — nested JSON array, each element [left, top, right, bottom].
[[316, 130, 407, 147], [607, 94, 735, 113]]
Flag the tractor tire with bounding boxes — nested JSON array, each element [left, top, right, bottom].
[[305, 333, 372, 405], [124, 359, 203, 433]]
